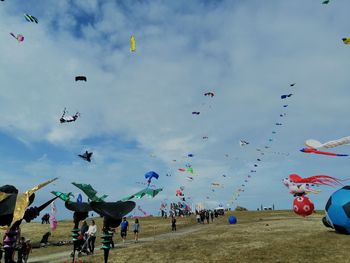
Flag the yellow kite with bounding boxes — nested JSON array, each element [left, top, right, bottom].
[[342, 38, 350, 44], [130, 35, 136, 52], [9, 177, 58, 228]]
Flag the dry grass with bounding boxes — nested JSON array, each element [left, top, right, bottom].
[[6, 211, 350, 263]]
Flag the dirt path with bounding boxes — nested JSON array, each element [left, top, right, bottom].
[[28, 224, 206, 263]]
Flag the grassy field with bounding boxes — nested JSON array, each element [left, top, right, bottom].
[[4, 211, 350, 263]]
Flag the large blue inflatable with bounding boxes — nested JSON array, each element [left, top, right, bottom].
[[323, 186, 350, 234], [228, 215, 237, 224]]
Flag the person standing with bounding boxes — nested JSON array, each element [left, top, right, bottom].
[[3, 228, 17, 263], [210, 210, 214, 222], [87, 220, 97, 254], [205, 210, 210, 224], [132, 219, 140, 243], [80, 221, 89, 240], [120, 217, 129, 243], [23, 239, 32, 263], [171, 216, 176, 232], [16, 237, 26, 263]]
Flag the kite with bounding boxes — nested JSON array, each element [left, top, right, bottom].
[[49, 201, 57, 231], [122, 188, 163, 201], [24, 14, 38, 23], [60, 108, 80, 123], [211, 183, 223, 188], [283, 105, 288, 107], [0, 178, 58, 228], [72, 182, 108, 202], [51, 191, 74, 202], [188, 154, 194, 157], [186, 167, 194, 174], [192, 112, 200, 115], [204, 92, 214, 97], [290, 83, 296, 87], [186, 176, 194, 181], [322, 0, 330, 3], [145, 171, 159, 185], [283, 174, 343, 196], [293, 196, 314, 217], [76, 194, 83, 204], [288, 174, 343, 186], [202, 136, 208, 139], [305, 136, 350, 149], [178, 168, 186, 172], [78, 151, 93, 162], [275, 123, 282, 126], [10, 33, 24, 42], [342, 38, 350, 44], [281, 94, 293, 99], [130, 35, 136, 52], [300, 148, 348, 157], [239, 140, 249, 146], [75, 76, 87, 82]]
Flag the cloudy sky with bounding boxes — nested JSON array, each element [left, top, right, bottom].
[[1, 0, 350, 219]]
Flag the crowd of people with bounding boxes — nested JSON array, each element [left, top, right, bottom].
[[195, 210, 219, 224]]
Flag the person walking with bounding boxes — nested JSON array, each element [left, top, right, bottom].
[[120, 217, 129, 243], [171, 216, 176, 232], [133, 218, 140, 243], [87, 220, 97, 254]]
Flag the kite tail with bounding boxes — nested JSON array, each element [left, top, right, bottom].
[[300, 175, 343, 186]]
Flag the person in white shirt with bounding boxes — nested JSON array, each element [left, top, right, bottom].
[[87, 220, 97, 254]]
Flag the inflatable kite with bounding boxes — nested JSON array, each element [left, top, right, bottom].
[[322, 0, 330, 4], [293, 196, 314, 217], [60, 108, 80, 123], [283, 174, 343, 196], [10, 33, 24, 42], [24, 14, 38, 23], [305, 136, 350, 149], [72, 182, 108, 202], [290, 83, 296, 86], [323, 186, 350, 234], [0, 178, 58, 228], [78, 151, 93, 162], [130, 35, 136, 52], [122, 188, 163, 201], [300, 148, 348, 157], [192, 112, 200, 115]]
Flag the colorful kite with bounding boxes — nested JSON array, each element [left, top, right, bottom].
[[49, 201, 57, 231], [300, 147, 348, 157], [10, 33, 24, 42]]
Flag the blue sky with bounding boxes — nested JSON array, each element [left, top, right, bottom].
[[1, 0, 350, 220]]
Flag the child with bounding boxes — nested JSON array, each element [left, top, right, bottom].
[[171, 216, 176, 232], [133, 219, 140, 242]]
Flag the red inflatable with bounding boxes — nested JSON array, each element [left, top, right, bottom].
[[293, 196, 315, 217]]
